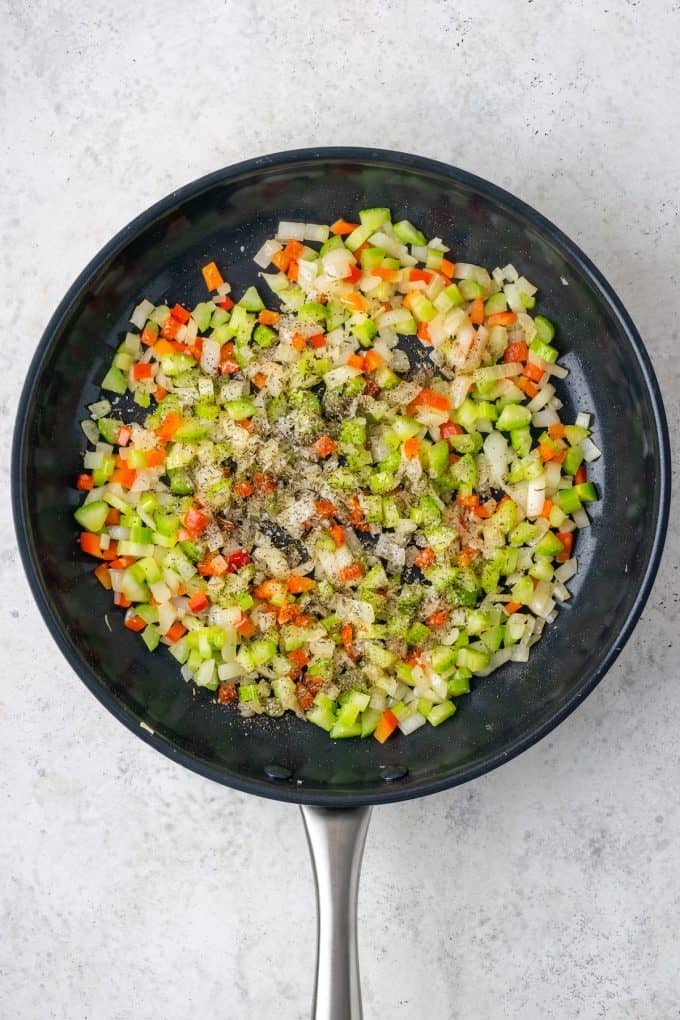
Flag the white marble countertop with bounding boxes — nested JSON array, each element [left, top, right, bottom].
[[2, 2, 679, 1018]]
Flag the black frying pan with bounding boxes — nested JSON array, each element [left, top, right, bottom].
[[12, 149, 670, 1019]]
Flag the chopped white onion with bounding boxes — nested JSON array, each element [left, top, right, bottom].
[[130, 299, 154, 329], [253, 239, 282, 268], [526, 477, 546, 517], [575, 412, 591, 428], [276, 220, 305, 241], [555, 558, 578, 583], [304, 223, 330, 243], [81, 419, 99, 445], [200, 337, 221, 376], [581, 437, 601, 462], [573, 507, 591, 529]]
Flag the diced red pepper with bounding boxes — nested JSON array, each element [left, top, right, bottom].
[[226, 549, 251, 572], [170, 303, 191, 324], [131, 362, 153, 380], [182, 507, 210, 533], [234, 481, 254, 498], [217, 682, 238, 704], [556, 532, 574, 563], [440, 421, 464, 441], [76, 473, 93, 491]]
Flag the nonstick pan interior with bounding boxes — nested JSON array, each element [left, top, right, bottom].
[[12, 149, 670, 805]]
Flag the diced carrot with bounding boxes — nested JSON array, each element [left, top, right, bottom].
[[76, 473, 93, 491], [165, 621, 187, 643], [487, 311, 517, 327], [287, 574, 316, 594], [409, 269, 432, 283], [109, 556, 136, 569], [503, 341, 528, 363], [253, 473, 276, 492], [288, 648, 311, 668], [347, 353, 365, 371], [154, 385, 168, 401], [458, 546, 478, 567], [144, 449, 165, 468], [343, 291, 366, 312], [403, 437, 420, 459], [338, 563, 364, 583], [440, 258, 456, 278], [417, 321, 431, 343], [402, 290, 416, 311], [160, 316, 182, 340], [539, 499, 554, 519], [457, 493, 479, 508], [574, 464, 587, 485], [237, 419, 253, 431], [539, 443, 557, 462], [331, 219, 359, 235], [271, 249, 291, 272], [409, 388, 450, 414], [505, 601, 523, 615], [197, 555, 228, 577], [371, 267, 399, 282], [287, 261, 299, 282], [170, 303, 191, 324], [291, 332, 307, 352], [156, 411, 182, 441], [218, 683, 238, 704], [330, 523, 345, 546], [276, 604, 298, 625], [80, 532, 103, 558], [556, 532, 574, 563], [153, 338, 183, 357], [140, 326, 158, 347], [554, 449, 567, 464], [234, 481, 254, 498], [188, 591, 209, 613], [414, 547, 435, 569], [523, 361, 544, 383], [427, 609, 450, 628], [252, 372, 268, 389], [219, 342, 239, 375], [473, 502, 493, 519], [235, 614, 256, 638], [364, 350, 382, 372], [315, 499, 336, 518], [548, 423, 566, 440], [93, 563, 112, 589], [470, 298, 485, 325], [105, 508, 120, 526], [113, 592, 131, 608], [284, 240, 304, 260], [253, 579, 283, 600], [314, 435, 337, 458], [116, 426, 131, 447], [110, 467, 137, 488], [345, 263, 362, 284], [516, 376, 538, 398], [258, 309, 280, 326], [374, 709, 399, 744], [201, 261, 224, 291], [188, 338, 203, 362], [125, 614, 147, 633]]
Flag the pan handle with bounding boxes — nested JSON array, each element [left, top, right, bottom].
[[300, 805, 372, 1020]]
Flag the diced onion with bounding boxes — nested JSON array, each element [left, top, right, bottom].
[[304, 223, 330, 243], [573, 507, 591, 529], [81, 419, 100, 445], [581, 437, 601, 462], [555, 558, 578, 583], [276, 221, 306, 241], [130, 299, 154, 329], [575, 412, 591, 428]]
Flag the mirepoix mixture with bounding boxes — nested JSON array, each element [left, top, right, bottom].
[[74, 208, 600, 743]]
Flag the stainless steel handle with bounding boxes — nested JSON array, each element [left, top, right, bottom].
[[300, 805, 373, 1020]]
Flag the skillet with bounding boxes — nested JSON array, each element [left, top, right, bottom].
[[12, 148, 670, 1019]]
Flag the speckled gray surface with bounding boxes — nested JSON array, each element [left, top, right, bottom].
[[1, 2, 679, 1018]]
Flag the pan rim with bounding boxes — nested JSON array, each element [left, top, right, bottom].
[[12, 146, 671, 806]]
